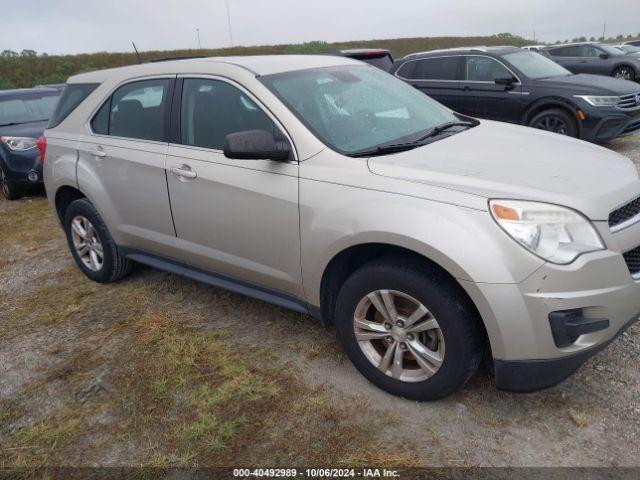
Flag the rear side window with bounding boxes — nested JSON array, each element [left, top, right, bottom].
[[400, 57, 459, 80], [48, 83, 98, 128], [180, 78, 278, 150], [90, 79, 171, 142], [548, 46, 581, 57]]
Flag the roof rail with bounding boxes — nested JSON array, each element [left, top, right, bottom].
[[148, 55, 206, 63]]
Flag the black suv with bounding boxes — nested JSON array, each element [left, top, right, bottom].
[[0, 86, 61, 200], [543, 43, 639, 81], [392, 47, 640, 143]]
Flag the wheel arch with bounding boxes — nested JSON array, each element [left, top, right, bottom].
[[317, 242, 490, 357], [612, 63, 637, 78], [54, 185, 86, 223], [522, 98, 582, 136]]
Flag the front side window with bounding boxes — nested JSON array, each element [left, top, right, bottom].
[[501, 51, 571, 79], [0, 91, 61, 126], [91, 79, 171, 142], [260, 66, 459, 155], [582, 45, 603, 57], [464, 57, 511, 81], [180, 78, 278, 150]]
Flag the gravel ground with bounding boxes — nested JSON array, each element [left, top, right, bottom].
[[1, 134, 639, 468]]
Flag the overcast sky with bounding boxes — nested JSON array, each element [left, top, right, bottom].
[[1, 0, 638, 55]]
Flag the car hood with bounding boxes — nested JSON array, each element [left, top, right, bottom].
[[367, 121, 640, 221], [0, 120, 48, 139], [537, 73, 640, 94]]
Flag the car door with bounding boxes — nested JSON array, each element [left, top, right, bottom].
[[77, 77, 180, 259], [396, 56, 466, 113], [165, 76, 303, 299], [458, 56, 522, 122]]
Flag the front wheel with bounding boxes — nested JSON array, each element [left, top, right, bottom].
[[528, 108, 578, 137], [334, 258, 483, 401], [612, 66, 635, 81], [0, 165, 24, 201]]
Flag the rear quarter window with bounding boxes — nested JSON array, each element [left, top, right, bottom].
[[399, 57, 460, 81], [48, 83, 99, 128]]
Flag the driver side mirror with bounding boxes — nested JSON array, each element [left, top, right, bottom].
[[223, 129, 291, 161], [495, 76, 516, 88], [599, 53, 609, 60]]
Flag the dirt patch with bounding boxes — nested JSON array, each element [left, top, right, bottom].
[[1, 136, 640, 469]]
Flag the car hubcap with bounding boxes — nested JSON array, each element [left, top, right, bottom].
[[70, 216, 104, 271], [353, 289, 445, 383], [534, 115, 568, 135]]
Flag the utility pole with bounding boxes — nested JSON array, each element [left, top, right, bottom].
[[226, 0, 234, 47], [196, 28, 202, 49], [533, 29, 536, 42], [602, 22, 606, 40]]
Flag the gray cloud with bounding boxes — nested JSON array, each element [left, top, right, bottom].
[[1, 0, 638, 55]]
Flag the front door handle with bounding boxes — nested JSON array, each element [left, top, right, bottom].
[[169, 164, 197, 179], [88, 147, 106, 158]]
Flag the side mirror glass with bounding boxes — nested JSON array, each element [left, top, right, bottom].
[[223, 130, 291, 161]]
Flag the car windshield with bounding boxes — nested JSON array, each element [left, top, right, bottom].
[[260, 66, 459, 155], [599, 45, 625, 56], [0, 92, 60, 126], [501, 50, 571, 79]]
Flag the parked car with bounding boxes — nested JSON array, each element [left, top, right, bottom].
[[612, 44, 640, 55], [543, 42, 640, 81], [624, 40, 640, 47], [0, 86, 61, 200], [523, 45, 547, 52], [392, 46, 640, 142], [43, 56, 640, 400], [329, 48, 394, 71]]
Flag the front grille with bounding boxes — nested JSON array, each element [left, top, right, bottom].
[[623, 245, 640, 278], [609, 196, 640, 230], [617, 92, 640, 110]]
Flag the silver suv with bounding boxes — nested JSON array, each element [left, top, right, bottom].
[[43, 55, 640, 400]]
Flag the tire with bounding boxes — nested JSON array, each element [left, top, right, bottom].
[[0, 165, 24, 201], [63, 198, 133, 283], [334, 257, 483, 401], [528, 108, 578, 137], [612, 66, 635, 81]]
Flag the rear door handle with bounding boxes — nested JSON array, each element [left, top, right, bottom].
[[88, 147, 106, 158], [169, 164, 197, 179]]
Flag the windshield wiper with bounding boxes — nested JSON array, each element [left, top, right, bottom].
[[347, 120, 477, 158]]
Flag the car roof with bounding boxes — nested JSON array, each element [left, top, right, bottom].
[[67, 55, 362, 84], [0, 86, 61, 98], [402, 45, 520, 59]]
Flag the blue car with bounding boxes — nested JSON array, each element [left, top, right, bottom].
[[0, 87, 61, 200]]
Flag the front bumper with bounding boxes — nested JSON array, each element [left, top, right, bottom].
[[579, 106, 640, 143], [461, 220, 640, 392], [1, 148, 43, 186]]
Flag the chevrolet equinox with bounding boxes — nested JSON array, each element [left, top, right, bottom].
[[42, 56, 640, 400]]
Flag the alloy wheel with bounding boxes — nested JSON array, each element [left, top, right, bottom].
[[533, 115, 569, 135], [70, 215, 104, 271], [0, 167, 9, 199], [353, 289, 445, 382], [614, 67, 633, 80]]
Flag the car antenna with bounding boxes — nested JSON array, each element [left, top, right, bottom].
[[132, 42, 142, 64]]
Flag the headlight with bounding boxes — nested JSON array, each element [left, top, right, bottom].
[[0, 136, 38, 151], [573, 95, 620, 107], [489, 200, 605, 264]]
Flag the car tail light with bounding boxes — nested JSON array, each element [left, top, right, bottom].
[[37, 136, 47, 165]]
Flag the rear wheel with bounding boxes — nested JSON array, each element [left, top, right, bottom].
[[63, 198, 133, 283], [334, 258, 483, 400], [0, 165, 24, 201], [528, 108, 578, 137], [612, 66, 635, 81]]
